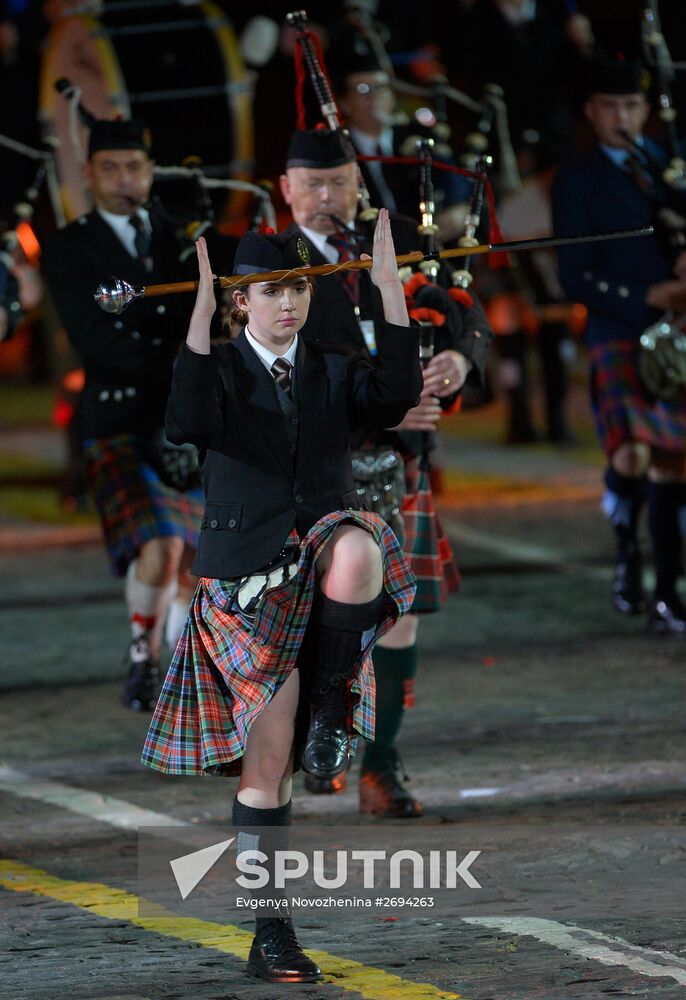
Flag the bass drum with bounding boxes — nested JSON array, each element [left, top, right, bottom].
[[39, 0, 254, 222]]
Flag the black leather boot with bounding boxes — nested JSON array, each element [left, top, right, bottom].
[[302, 663, 355, 778], [246, 917, 322, 983], [302, 593, 383, 779], [648, 595, 686, 635], [122, 635, 160, 710], [359, 749, 423, 818]]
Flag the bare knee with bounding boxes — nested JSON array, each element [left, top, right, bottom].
[[318, 525, 383, 602], [138, 536, 184, 585], [377, 613, 418, 649], [612, 443, 649, 478]]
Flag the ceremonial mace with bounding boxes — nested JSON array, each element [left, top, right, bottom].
[[95, 228, 654, 315]]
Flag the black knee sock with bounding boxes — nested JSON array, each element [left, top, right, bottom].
[[232, 797, 291, 939], [647, 481, 683, 602], [312, 592, 384, 694], [362, 643, 418, 772]]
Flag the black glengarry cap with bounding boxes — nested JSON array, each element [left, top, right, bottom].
[[586, 56, 650, 98], [286, 127, 357, 169], [88, 119, 152, 159], [234, 230, 311, 275]]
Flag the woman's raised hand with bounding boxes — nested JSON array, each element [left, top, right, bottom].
[[363, 208, 400, 289], [361, 208, 409, 327], [194, 236, 217, 320], [186, 236, 216, 354]]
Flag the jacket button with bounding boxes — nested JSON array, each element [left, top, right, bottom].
[[228, 518, 237, 528], [292, 417, 298, 425], [210, 519, 218, 528], [294, 494, 303, 504]]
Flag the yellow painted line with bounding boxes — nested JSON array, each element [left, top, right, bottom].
[[0, 859, 461, 1000]]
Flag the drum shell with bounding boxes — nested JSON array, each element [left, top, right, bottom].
[[39, 1, 254, 222]]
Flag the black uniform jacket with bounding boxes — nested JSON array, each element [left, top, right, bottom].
[[42, 204, 235, 439], [289, 218, 492, 454], [166, 325, 422, 579], [552, 142, 675, 348]]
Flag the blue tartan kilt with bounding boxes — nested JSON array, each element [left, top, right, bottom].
[[589, 340, 686, 457], [84, 433, 204, 577]]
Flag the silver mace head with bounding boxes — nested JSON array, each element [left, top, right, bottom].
[[94, 276, 144, 314]]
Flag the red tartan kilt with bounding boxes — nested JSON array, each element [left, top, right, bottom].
[[141, 510, 416, 776], [402, 457, 460, 614], [589, 340, 686, 457]]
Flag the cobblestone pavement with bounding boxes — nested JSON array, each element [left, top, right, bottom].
[[1, 431, 685, 1000]]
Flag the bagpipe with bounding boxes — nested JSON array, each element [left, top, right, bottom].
[[624, 1, 686, 401], [0, 132, 63, 340]]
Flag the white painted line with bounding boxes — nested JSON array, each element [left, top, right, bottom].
[[2, 764, 685, 988], [0, 765, 184, 831], [458, 788, 502, 799], [463, 916, 686, 986], [447, 523, 608, 579]]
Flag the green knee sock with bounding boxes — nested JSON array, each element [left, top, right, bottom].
[[363, 643, 418, 772]]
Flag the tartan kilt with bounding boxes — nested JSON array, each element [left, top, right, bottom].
[[141, 509, 416, 777], [589, 340, 686, 457], [402, 456, 460, 614], [84, 434, 204, 577]]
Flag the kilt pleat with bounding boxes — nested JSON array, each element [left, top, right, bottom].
[[84, 434, 204, 576], [141, 509, 416, 776], [589, 341, 686, 457], [402, 457, 460, 614]]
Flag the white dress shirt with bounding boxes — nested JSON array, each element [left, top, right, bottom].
[[97, 206, 152, 258], [245, 326, 299, 372]]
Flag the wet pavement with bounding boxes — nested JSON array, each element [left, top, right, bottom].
[[1, 407, 685, 1000]]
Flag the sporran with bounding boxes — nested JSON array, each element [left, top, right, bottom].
[[350, 447, 406, 545]]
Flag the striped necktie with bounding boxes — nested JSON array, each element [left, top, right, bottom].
[[270, 357, 293, 397], [326, 232, 360, 307]]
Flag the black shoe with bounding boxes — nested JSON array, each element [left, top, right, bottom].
[[359, 751, 423, 818], [613, 544, 647, 615], [302, 709, 351, 778], [648, 596, 686, 635], [246, 919, 322, 983], [122, 637, 160, 710], [304, 771, 348, 795]]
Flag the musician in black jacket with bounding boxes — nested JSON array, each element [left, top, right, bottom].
[[144, 213, 420, 983], [42, 119, 216, 710], [553, 58, 686, 633], [325, 33, 472, 242], [280, 127, 493, 816]]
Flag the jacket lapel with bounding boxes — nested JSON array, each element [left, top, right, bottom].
[[232, 331, 294, 478], [592, 147, 654, 222]]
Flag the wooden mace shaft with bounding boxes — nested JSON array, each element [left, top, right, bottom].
[[137, 227, 653, 299]]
